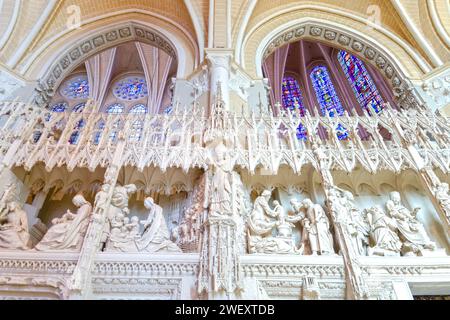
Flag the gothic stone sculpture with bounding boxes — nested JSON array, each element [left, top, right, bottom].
[[0, 201, 30, 250], [106, 197, 181, 253], [34, 195, 92, 251], [247, 190, 296, 254], [365, 205, 402, 256], [301, 199, 335, 256], [386, 191, 436, 256], [136, 197, 181, 253], [101, 184, 137, 248]]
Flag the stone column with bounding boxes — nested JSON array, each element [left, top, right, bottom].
[[311, 142, 369, 300], [198, 215, 243, 299], [67, 137, 127, 299], [206, 49, 233, 109], [197, 139, 244, 300]]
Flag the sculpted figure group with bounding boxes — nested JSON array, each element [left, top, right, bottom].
[[247, 188, 441, 257], [338, 190, 438, 257], [102, 184, 180, 253], [0, 181, 443, 258], [247, 190, 335, 255], [0, 182, 181, 253]]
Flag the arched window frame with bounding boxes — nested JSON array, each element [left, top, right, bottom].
[[308, 63, 345, 117], [281, 73, 307, 116], [129, 104, 148, 114], [60, 73, 90, 100], [336, 50, 385, 114], [72, 102, 86, 113], [308, 63, 349, 141], [105, 103, 125, 114], [50, 102, 68, 113]]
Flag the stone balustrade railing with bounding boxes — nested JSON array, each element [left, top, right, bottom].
[[1, 101, 449, 174]]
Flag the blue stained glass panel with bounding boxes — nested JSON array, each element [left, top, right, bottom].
[[281, 76, 305, 116], [51, 103, 68, 113], [130, 104, 148, 114], [310, 65, 348, 141], [310, 66, 345, 117], [72, 103, 86, 113], [69, 119, 86, 145], [106, 103, 124, 114], [113, 77, 148, 101], [61, 77, 89, 100], [337, 51, 384, 114]]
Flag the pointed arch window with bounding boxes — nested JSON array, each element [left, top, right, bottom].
[[106, 103, 124, 114], [46, 102, 68, 121], [130, 104, 148, 114], [72, 103, 86, 113], [69, 119, 86, 145], [310, 65, 348, 141], [310, 66, 345, 117], [51, 103, 68, 113], [281, 76, 306, 116], [281, 76, 307, 141], [337, 51, 384, 114]]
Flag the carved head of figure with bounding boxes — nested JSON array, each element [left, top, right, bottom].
[[101, 184, 110, 193], [125, 184, 137, 195], [389, 191, 401, 204], [144, 197, 155, 210], [368, 205, 385, 220], [214, 142, 227, 161], [7, 201, 20, 212], [72, 195, 88, 208], [261, 190, 272, 201], [131, 216, 139, 224], [302, 199, 314, 209]]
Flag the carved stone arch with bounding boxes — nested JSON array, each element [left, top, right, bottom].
[[41, 23, 179, 94], [243, 19, 428, 108], [337, 182, 355, 194], [259, 23, 406, 90], [378, 182, 396, 195], [356, 182, 377, 196], [397, 169, 423, 192]]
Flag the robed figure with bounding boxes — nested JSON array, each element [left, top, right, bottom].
[[35, 195, 92, 251], [136, 197, 181, 253], [0, 201, 30, 250]]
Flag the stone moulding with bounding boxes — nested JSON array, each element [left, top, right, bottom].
[[92, 253, 200, 276]]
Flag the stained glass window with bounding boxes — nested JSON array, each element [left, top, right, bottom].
[[69, 119, 86, 145], [281, 76, 306, 116], [106, 103, 124, 114], [164, 105, 173, 115], [51, 103, 68, 113], [130, 104, 148, 114], [93, 121, 105, 145], [310, 65, 348, 141], [310, 66, 345, 117], [61, 76, 89, 100], [72, 103, 86, 113], [113, 77, 148, 101], [338, 51, 384, 114], [129, 120, 144, 142]]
